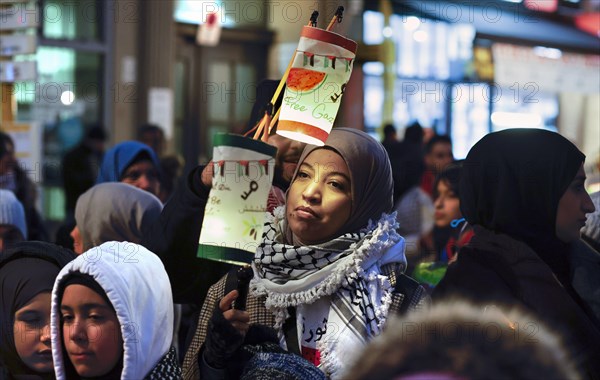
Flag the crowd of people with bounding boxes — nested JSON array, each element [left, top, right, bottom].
[[1, 83, 600, 379]]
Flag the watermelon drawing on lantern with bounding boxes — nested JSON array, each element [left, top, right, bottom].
[[287, 67, 327, 94]]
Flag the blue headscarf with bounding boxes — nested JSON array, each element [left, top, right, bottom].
[[96, 141, 159, 184]]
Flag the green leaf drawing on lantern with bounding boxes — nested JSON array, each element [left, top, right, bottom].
[[243, 217, 261, 240]]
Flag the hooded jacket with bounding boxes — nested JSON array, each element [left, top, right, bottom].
[[50, 241, 177, 379]]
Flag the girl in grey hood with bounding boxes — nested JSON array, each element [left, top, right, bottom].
[[50, 241, 181, 379]]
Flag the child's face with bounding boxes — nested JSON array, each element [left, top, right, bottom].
[[433, 180, 462, 228], [13, 292, 53, 373], [286, 149, 352, 244], [60, 284, 123, 377]]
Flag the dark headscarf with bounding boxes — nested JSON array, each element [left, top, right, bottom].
[[286, 128, 393, 243], [460, 128, 584, 282], [0, 242, 75, 379]]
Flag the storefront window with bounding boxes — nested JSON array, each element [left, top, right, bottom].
[[394, 79, 447, 135], [491, 87, 559, 132], [364, 12, 474, 81], [16, 47, 103, 152], [42, 0, 101, 41], [363, 63, 384, 132], [362, 12, 474, 139], [451, 83, 491, 159], [14, 46, 103, 222]]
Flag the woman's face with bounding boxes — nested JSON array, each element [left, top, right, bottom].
[[555, 165, 595, 243], [433, 180, 462, 228], [60, 284, 123, 378], [286, 149, 352, 244], [70, 226, 83, 254], [13, 292, 53, 373], [120, 159, 160, 196]]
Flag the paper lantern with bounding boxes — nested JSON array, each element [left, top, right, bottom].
[[276, 26, 357, 146], [198, 133, 276, 265]]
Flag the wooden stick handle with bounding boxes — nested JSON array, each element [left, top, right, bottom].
[[253, 113, 268, 140], [326, 6, 344, 31], [266, 107, 281, 136]]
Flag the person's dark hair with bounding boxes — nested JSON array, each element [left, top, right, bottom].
[[0, 131, 14, 159], [425, 135, 452, 154], [54, 221, 76, 251], [0, 226, 24, 253], [137, 124, 164, 139], [383, 124, 396, 138], [404, 122, 424, 144], [432, 161, 462, 200], [85, 124, 107, 141]]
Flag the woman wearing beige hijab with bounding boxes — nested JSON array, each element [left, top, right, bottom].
[[183, 128, 428, 380], [70, 182, 163, 254]]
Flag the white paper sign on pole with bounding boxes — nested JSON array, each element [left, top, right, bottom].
[[148, 87, 173, 139], [0, 34, 37, 56], [0, 61, 37, 82]]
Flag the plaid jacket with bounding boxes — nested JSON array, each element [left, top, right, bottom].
[[182, 264, 429, 380]]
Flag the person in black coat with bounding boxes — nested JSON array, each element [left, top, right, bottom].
[[433, 128, 600, 379]]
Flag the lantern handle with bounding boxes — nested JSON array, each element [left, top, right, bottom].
[[326, 6, 344, 31], [310, 10, 319, 27]]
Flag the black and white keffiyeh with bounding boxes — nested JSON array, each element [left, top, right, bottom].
[[250, 207, 405, 378]]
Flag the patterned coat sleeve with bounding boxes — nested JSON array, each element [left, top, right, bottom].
[[182, 275, 227, 380], [383, 263, 431, 317], [182, 275, 276, 380]]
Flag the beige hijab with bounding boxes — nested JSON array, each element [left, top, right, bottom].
[[75, 182, 163, 250], [286, 127, 393, 244]]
